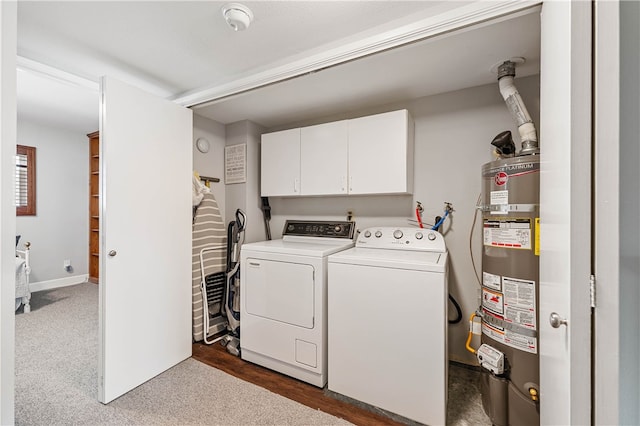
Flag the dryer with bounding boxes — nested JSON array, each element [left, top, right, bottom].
[[328, 227, 448, 425], [240, 220, 356, 387]]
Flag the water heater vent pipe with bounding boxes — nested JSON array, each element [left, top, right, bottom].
[[497, 60, 539, 155]]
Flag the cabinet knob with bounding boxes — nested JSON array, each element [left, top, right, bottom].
[[108, 250, 117, 257]]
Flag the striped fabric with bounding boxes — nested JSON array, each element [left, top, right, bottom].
[[192, 192, 227, 342]]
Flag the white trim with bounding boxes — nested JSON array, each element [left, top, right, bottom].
[[29, 274, 89, 293], [16, 56, 99, 92], [174, 0, 541, 107]]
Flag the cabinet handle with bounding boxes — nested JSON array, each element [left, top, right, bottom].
[[349, 176, 353, 192], [294, 178, 299, 193], [341, 175, 346, 193]]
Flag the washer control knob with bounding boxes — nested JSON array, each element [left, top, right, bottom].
[[393, 230, 403, 239], [415, 232, 423, 240], [288, 224, 295, 231], [334, 225, 343, 233], [364, 230, 371, 238], [428, 232, 437, 241], [375, 230, 382, 238]]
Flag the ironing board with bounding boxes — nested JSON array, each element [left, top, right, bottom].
[[192, 192, 227, 341]]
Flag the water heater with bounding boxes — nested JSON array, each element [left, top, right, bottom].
[[480, 154, 540, 425]]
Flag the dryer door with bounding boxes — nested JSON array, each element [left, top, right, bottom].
[[245, 258, 315, 328]]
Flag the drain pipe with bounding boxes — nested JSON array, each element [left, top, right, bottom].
[[497, 60, 539, 156]]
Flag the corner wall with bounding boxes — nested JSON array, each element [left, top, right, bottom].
[[225, 120, 267, 244], [619, 0, 640, 422], [16, 119, 89, 287], [264, 75, 540, 365], [193, 114, 226, 221]]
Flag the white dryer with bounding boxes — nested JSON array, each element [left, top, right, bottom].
[[240, 220, 356, 387], [328, 227, 448, 425]]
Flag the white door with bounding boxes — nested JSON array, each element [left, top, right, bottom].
[[539, 2, 592, 424], [98, 77, 192, 404], [261, 128, 300, 196], [300, 120, 348, 195], [348, 110, 412, 195]]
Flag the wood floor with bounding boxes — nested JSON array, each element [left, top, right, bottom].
[[192, 342, 405, 425]]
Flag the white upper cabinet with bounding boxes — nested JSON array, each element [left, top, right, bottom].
[[300, 120, 348, 196], [261, 110, 413, 197], [348, 110, 414, 195], [261, 128, 301, 196]]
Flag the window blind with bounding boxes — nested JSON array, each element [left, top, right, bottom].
[[15, 154, 28, 207]]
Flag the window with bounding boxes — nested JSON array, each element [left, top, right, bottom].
[[16, 145, 36, 216]]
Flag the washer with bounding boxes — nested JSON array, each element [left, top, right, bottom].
[[240, 220, 356, 387], [328, 227, 448, 425]]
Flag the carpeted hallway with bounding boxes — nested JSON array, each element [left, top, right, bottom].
[[15, 283, 350, 425]]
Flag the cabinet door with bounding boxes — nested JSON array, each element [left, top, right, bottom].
[[301, 120, 348, 195], [261, 128, 301, 196], [348, 110, 413, 195]]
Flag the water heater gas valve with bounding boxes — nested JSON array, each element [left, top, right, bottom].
[[477, 343, 505, 375]]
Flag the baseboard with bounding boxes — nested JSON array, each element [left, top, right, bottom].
[[30, 274, 89, 292]]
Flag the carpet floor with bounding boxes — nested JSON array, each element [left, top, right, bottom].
[[15, 283, 350, 425]]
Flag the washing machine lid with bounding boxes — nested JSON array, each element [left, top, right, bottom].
[[242, 237, 355, 257], [328, 247, 447, 272]]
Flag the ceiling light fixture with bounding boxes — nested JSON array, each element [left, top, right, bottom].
[[221, 3, 254, 32]]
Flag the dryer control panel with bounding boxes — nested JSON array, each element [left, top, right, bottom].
[[356, 227, 446, 252], [283, 220, 356, 239]]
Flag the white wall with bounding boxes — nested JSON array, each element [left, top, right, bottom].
[[16, 119, 88, 285], [0, 2, 17, 423], [265, 75, 540, 365], [193, 114, 226, 221], [619, 1, 640, 422]]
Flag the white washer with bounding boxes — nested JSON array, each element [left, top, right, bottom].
[[328, 227, 448, 425], [240, 220, 356, 387]]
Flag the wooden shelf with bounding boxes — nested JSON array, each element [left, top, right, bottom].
[[88, 131, 100, 284]]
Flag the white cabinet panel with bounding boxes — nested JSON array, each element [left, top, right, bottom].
[[261, 128, 300, 196], [261, 110, 413, 197], [348, 110, 413, 195], [301, 120, 348, 195]]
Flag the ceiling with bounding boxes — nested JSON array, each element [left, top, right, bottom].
[[16, 1, 541, 133]]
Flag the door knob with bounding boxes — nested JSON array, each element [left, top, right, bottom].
[[549, 312, 568, 328], [108, 250, 117, 257]]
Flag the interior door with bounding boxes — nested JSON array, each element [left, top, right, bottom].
[[98, 76, 192, 404], [539, 2, 592, 424]]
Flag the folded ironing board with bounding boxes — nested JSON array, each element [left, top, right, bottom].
[[192, 192, 227, 342]]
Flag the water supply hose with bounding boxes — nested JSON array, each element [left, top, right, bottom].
[[415, 201, 424, 228], [448, 294, 462, 324], [431, 203, 452, 231]]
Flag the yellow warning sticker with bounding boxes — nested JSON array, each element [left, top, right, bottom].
[[535, 217, 540, 256]]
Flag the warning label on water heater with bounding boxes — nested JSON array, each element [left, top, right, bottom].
[[481, 308, 538, 354], [503, 276, 536, 330], [483, 218, 532, 250]]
